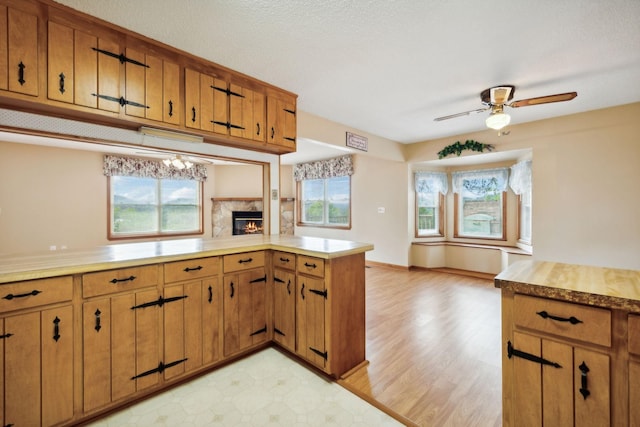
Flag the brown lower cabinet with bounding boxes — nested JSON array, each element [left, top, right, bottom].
[[0, 248, 366, 426]]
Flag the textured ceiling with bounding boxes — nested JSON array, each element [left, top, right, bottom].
[[53, 0, 640, 145]]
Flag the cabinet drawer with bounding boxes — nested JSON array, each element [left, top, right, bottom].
[[514, 294, 611, 347], [82, 265, 158, 298], [297, 255, 325, 278], [164, 257, 219, 284], [223, 251, 265, 273], [0, 276, 73, 313], [273, 251, 296, 271], [629, 315, 640, 356]]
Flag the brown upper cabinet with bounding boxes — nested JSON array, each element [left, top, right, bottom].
[[1, 0, 297, 155], [0, 1, 40, 96]]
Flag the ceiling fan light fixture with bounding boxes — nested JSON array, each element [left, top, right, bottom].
[[485, 112, 511, 130]]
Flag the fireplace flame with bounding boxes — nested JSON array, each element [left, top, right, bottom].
[[244, 221, 263, 234]]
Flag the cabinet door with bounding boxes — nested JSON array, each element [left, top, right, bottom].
[[184, 68, 201, 129], [163, 284, 188, 380], [223, 268, 267, 356], [110, 293, 137, 401], [6, 5, 38, 96], [96, 37, 121, 112], [48, 21, 75, 103], [74, 29, 98, 108], [267, 97, 296, 150], [41, 305, 74, 426], [4, 311, 41, 427], [163, 61, 180, 124], [273, 268, 296, 352], [132, 289, 162, 392], [212, 78, 230, 135], [202, 277, 221, 365], [83, 298, 112, 412], [574, 348, 609, 427], [124, 47, 147, 118], [144, 54, 163, 122], [252, 91, 266, 142], [296, 275, 326, 368], [631, 361, 640, 426]]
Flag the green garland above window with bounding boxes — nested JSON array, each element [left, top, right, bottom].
[[437, 140, 494, 159]]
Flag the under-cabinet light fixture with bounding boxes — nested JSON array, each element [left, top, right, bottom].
[[163, 155, 193, 170], [139, 126, 204, 144]]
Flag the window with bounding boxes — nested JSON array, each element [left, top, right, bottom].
[[298, 176, 351, 227], [104, 155, 207, 239], [294, 155, 353, 229], [510, 160, 532, 243], [415, 171, 447, 236], [452, 168, 509, 240]]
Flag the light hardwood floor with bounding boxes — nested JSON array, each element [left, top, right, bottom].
[[339, 265, 502, 427]]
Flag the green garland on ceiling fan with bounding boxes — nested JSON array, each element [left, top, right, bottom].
[[437, 139, 494, 159]]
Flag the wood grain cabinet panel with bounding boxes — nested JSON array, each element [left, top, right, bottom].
[[267, 96, 296, 150], [4, 4, 39, 96], [273, 267, 296, 352]]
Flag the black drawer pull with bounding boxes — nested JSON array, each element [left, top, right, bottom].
[[94, 309, 102, 332], [53, 316, 61, 342], [238, 258, 253, 264], [3, 289, 41, 300], [507, 341, 562, 368], [279, 257, 290, 263], [208, 285, 213, 303], [110, 275, 136, 284], [183, 266, 203, 272], [304, 262, 317, 269], [536, 310, 583, 325], [579, 361, 591, 399]]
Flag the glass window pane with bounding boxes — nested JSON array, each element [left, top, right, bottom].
[[302, 180, 325, 223], [459, 179, 503, 238], [112, 176, 158, 233], [327, 176, 350, 225], [161, 180, 200, 232]]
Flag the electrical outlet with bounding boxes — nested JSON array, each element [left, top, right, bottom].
[[377, 207, 385, 214]]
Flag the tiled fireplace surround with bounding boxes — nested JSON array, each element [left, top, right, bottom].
[[211, 198, 295, 237]]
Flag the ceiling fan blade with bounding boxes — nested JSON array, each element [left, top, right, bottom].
[[434, 107, 489, 121], [509, 92, 577, 108]]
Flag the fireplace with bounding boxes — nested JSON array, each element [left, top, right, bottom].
[[232, 211, 263, 235]]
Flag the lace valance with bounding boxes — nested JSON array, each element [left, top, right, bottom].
[[451, 167, 509, 194], [294, 155, 353, 181], [414, 171, 448, 195], [509, 160, 532, 195], [103, 155, 208, 181]]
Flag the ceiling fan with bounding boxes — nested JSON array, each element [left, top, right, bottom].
[[434, 85, 577, 131]]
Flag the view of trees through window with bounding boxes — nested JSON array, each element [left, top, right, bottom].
[[300, 176, 350, 226], [111, 176, 201, 237], [458, 177, 504, 238]]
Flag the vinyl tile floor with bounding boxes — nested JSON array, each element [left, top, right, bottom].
[[86, 348, 404, 427]]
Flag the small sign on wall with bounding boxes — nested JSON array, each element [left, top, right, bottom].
[[346, 132, 368, 152]]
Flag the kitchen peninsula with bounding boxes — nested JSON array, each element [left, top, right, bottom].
[[495, 260, 640, 426], [0, 235, 373, 426]]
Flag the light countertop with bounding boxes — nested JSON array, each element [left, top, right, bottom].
[[0, 235, 374, 284], [495, 260, 640, 311]]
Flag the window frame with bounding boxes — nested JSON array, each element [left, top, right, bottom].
[[296, 175, 352, 229], [107, 176, 204, 240], [517, 191, 532, 244], [415, 192, 445, 237]]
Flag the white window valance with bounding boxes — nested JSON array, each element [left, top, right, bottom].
[[294, 155, 354, 181], [509, 160, 532, 195], [414, 171, 448, 195], [451, 167, 509, 195], [103, 155, 208, 181]]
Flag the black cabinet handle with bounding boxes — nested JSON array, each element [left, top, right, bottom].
[[183, 266, 203, 272], [18, 61, 26, 85], [304, 262, 317, 269], [110, 276, 136, 284], [3, 289, 41, 300], [300, 283, 305, 300], [536, 310, 583, 325], [579, 361, 591, 399], [279, 257, 290, 263], [507, 341, 562, 368], [287, 279, 291, 295], [58, 72, 66, 94], [256, 123, 260, 135], [191, 106, 196, 123], [230, 282, 235, 298], [238, 258, 253, 264], [94, 309, 102, 332], [271, 126, 275, 139], [208, 285, 213, 303], [168, 100, 174, 117], [53, 316, 61, 342]]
